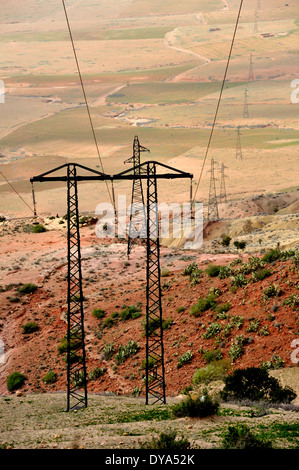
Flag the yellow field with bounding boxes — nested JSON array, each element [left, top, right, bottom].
[[0, 0, 298, 217]]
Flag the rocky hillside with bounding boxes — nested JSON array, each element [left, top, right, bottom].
[[0, 214, 298, 399]]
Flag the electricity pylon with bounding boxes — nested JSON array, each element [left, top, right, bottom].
[[31, 160, 193, 408], [207, 157, 219, 221], [115, 160, 192, 405], [125, 136, 150, 256], [254, 10, 259, 33], [219, 163, 228, 204], [236, 126, 243, 160], [243, 88, 249, 118], [31, 163, 109, 411]]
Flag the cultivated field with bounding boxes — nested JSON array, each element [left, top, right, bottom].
[[0, 0, 298, 217]]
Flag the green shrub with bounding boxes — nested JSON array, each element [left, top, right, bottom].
[[71, 294, 87, 302], [18, 283, 37, 294], [215, 302, 231, 315], [203, 348, 223, 363], [230, 273, 247, 288], [251, 268, 272, 282], [258, 325, 269, 336], [72, 371, 85, 387], [143, 317, 172, 336], [246, 318, 260, 332], [230, 315, 244, 330], [32, 224, 46, 233], [282, 294, 299, 311], [161, 267, 170, 277], [190, 294, 217, 317], [218, 266, 232, 279], [103, 316, 117, 328], [222, 323, 234, 337], [220, 367, 296, 403], [120, 305, 141, 322], [228, 335, 247, 362], [177, 350, 193, 368], [202, 322, 222, 340], [176, 306, 186, 313], [262, 284, 282, 300], [140, 430, 191, 449], [205, 264, 221, 277], [57, 334, 82, 354], [141, 356, 157, 370], [79, 216, 89, 225], [221, 236, 231, 247], [172, 391, 219, 418], [262, 249, 282, 263], [183, 263, 203, 285], [221, 424, 273, 449], [260, 354, 285, 371], [101, 343, 115, 361], [92, 308, 106, 319], [42, 370, 57, 384], [22, 321, 39, 334], [189, 270, 203, 286], [88, 366, 107, 380], [7, 372, 26, 392], [209, 287, 222, 298], [193, 359, 231, 385], [183, 262, 198, 276], [132, 386, 142, 397], [239, 256, 265, 274], [261, 248, 295, 263], [233, 240, 246, 250], [114, 341, 140, 365]]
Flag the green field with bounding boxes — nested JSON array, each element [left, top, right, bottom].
[[107, 82, 243, 105]]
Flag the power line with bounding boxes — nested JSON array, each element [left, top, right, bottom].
[[192, 0, 244, 203], [61, 0, 115, 209], [0, 171, 35, 214]]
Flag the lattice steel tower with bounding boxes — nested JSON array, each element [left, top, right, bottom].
[[207, 157, 219, 221], [125, 136, 150, 256], [243, 88, 249, 118], [254, 10, 259, 33], [31, 163, 111, 411], [219, 163, 228, 204], [66, 164, 88, 411], [145, 161, 166, 404], [31, 160, 193, 409], [236, 126, 243, 160]]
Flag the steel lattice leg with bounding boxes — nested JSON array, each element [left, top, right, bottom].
[[145, 162, 166, 405], [66, 164, 88, 411]]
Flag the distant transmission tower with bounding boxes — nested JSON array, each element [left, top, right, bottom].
[[236, 126, 243, 160], [254, 10, 259, 33], [125, 136, 150, 256], [243, 88, 249, 118], [207, 157, 219, 221], [219, 163, 228, 203], [248, 54, 254, 81], [257, 0, 261, 10]]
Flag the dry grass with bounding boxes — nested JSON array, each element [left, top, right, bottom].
[[0, 392, 298, 449]]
